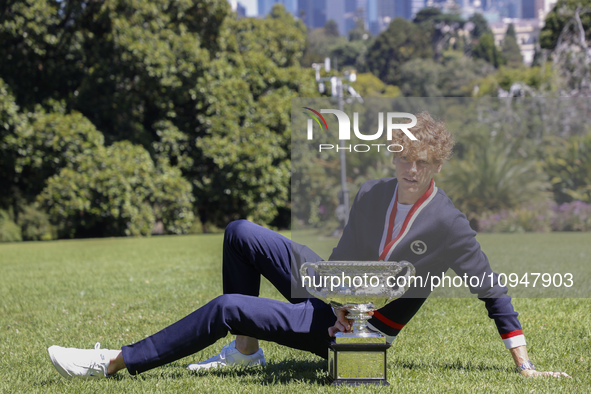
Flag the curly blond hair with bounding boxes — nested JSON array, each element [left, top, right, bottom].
[[390, 111, 454, 164]]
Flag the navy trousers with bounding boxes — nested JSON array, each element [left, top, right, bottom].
[[121, 220, 336, 374]]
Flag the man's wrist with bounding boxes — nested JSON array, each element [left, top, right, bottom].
[[515, 360, 535, 373]]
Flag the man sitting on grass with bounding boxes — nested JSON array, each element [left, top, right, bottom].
[[48, 112, 569, 379]]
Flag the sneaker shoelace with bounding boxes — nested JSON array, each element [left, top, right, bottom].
[[86, 342, 107, 376]]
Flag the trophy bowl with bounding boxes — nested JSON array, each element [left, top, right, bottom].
[[299, 260, 416, 385], [299, 261, 416, 336]]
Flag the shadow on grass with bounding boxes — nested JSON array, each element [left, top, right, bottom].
[[138, 359, 330, 385], [394, 359, 510, 373], [191, 359, 329, 385]]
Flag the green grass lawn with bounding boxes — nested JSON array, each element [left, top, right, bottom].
[[1, 232, 589, 393]]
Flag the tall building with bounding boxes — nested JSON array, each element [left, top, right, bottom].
[[521, 0, 544, 19], [229, 0, 247, 17], [410, 0, 426, 19], [346, 0, 361, 34], [539, 0, 558, 22], [507, 0, 522, 18], [378, 0, 396, 26], [297, 0, 327, 29], [326, 0, 360, 36], [258, 0, 297, 16], [326, 0, 347, 34], [394, 0, 413, 20], [367, 0, 379, 34]]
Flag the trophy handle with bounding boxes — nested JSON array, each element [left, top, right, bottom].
[[386, 260, 416, 302], [300, 262, 328, 303]]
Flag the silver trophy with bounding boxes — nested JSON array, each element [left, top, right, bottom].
[[300, 260, 415, 385]]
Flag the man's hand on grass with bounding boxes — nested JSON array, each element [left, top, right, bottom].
[[511, 345, 571, 378]]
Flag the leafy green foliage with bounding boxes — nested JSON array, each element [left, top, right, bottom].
[[38, 141, 194, 237], [5, 108, 104, 199], [0, 78, 24, 208], [327, 39, 368, 70], [67, 0, 228, 145], [540, 0, 591, 50], [0, 0, 77, 108], [471, 65, 555, 96], [17, 204, 56, 241], [301, 25, 348, 67], [413, 7, 444, 24], [501, 24, 523, 68], [0, 1, 320, 233], [397, 55, 494, 97], [0, 79, 20, 139], [544, 134, 591, 204], [323, 19, 339, 37], [301, 16, 370, 71], [0, 209, 21, 242], [350, 73, 401, 97], [472, 33, 503, 68], [468, 13, 491, 39], [189, 9, 316, 225], [366, 18, 433, 86], [438, 133, 551, 222]]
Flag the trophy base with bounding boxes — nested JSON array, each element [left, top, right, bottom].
[[328, 342, 391, 386], [329, 378, 389, 386]]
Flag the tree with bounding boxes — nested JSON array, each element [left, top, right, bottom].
[[350, 73, 401, 97], [544, 134, 591, 204], [470, 65, 554, 96], [438, 133, 551, 224], [302, 11, 371, 71], [366, 18, 433, 86], [328, 40, 367, 69], [188, 9, 317, 226], [438, 55, 494, 96], [348, 16, 370, 42], [324, 19, 340, 37], [0, 1, 81, 108], [1, 1, 317, 231], [541, 5, 591, 94], [414, 7, 443, 24], [468, 13, 491, 39], [395, 55, 493, 97], [413, 8, 466, 62], [68, 0, 229, 145], [38, 141, 194, 238], [398, 59, 442, 96], [501, 24, 523, 68], [302, 26, 347, 67], [4, 108, 104, 201], [0, 79, 24, 210], [472, 32, 504, 68], [540, 0, 591, 50]]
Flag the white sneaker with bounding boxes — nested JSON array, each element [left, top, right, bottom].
[[48, 342, 120, 379], [187, 340, 266, 371]]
